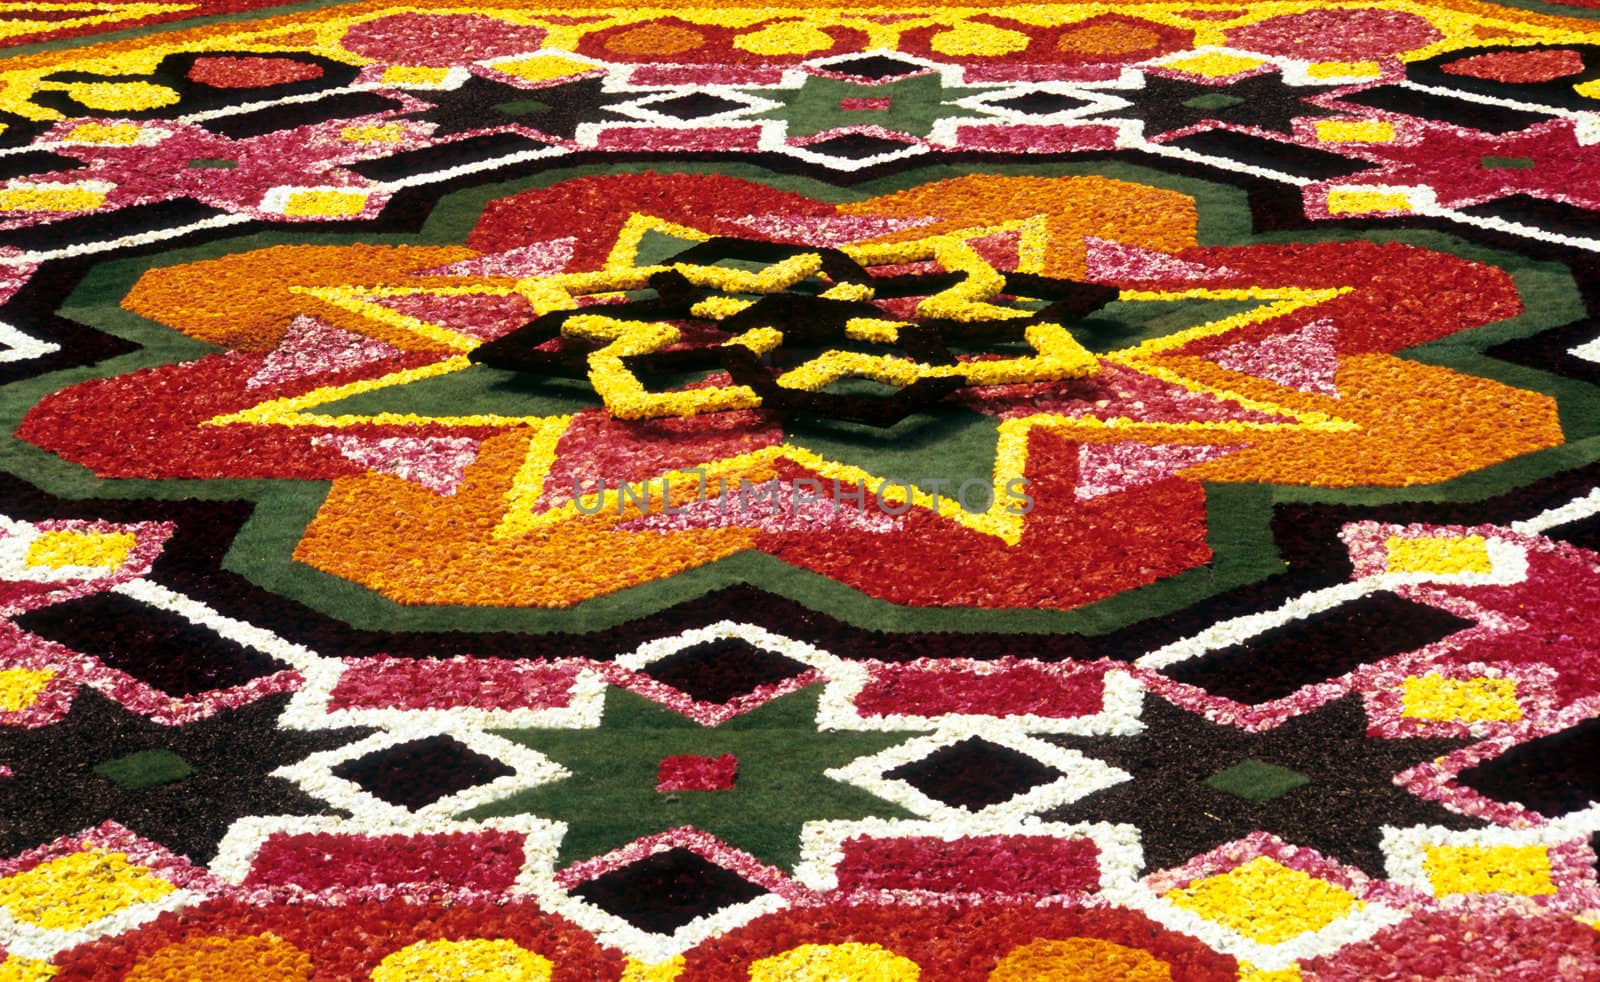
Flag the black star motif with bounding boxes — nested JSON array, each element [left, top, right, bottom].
[[1089, 70, 1339, 138], [0, 690, 369, 863], [1043, 693, 1482, 876], [405, 75, 630, 141], [470, 239, 1118, 427]]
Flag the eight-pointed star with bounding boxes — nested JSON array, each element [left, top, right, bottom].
[[464, 685, 919, 871], [0, 690, 370, 863], [405, 74, 631, 141], [1087, 70, 1339, 137], [1043, 692, 1482, 876]]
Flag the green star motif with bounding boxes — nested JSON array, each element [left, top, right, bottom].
[[462, 685, 922, 871], [748, 72, 988, 139]]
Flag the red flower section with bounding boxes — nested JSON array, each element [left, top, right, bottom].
[[758, 433, 1213, 609], [339, 13, 549, 64], [575, 16, 868, 65], [1303, 907, 1600, 980], [677, 904, 1238, 980], [327, 657, 583, 712], [185, 56, 324, 88], [896, 14, 1194, 80], [1440, 48, 1587, 83], [51, 898, 625, 981], [1224, 9, 1443, 60], [1434, 542, 1600, 703], [470, 173, 837, 263], [852, 659, 1107, 720], [833, 834, 1101, 897], [657, 753, 738, 792], [953, 122, 1121, 152], [243, 830, 526, 895]]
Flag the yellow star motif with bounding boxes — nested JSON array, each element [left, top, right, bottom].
[[203, 213, 1358, 545]]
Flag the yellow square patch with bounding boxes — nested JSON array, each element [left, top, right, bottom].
[[0, 185, 107, 213], [62, 123, 142, 146], [25, 530, 136, 570], [493, 55, 595, 83], [0, 668, 57, 713], [1315, 120, 1396, 143], [282, 189, 368, 218], [1307, 61, 1381, 79], [1385, 534, 1493, 574], [1401, 674, 1521, 722], [1162, 52, 1266, 79], [340, 124, 404, 144], [1424, 844, 1556, 896], [1166, 857, 1361, 944], [381, 65, 451, 86], [0, 850, 175, 932], [1327, 190, 1412, 215]]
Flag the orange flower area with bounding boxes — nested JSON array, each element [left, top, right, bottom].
[[32, 172, 1559, 611]]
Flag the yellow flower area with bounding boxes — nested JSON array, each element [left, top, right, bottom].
[[282, 189, 368, 218], [1385, 534, 1494, 575], [58, 81, 177, 111], [1327, 190, 1412, 216], [1166, 857, 1362, 945], [340, 124, 405, 144], [380, 65, 451, 85], [1401, 674, 1521, 723], [0, 849, 175, 932], [492, 55, 596, 83], [1423, 844, 1556, 897], [369, 939, 552, 981], [25, 530, 136, 570], [0, 669, 56, 713], [1160, 52, 1265, 78], [734, 20, 838, 55], [748, 943, 920, 981], [620, 956, 685, 981], [0, 957, 57, 982], [1237, 963, 1302, 982], [1315, 120, 1396, 144], [61, 122, 143, 145], [1306, 62, 1381, 79], [928, 19, 1031, 57], [0, 185, 107, 213]]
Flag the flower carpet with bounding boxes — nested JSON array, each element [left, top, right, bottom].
[[3, 0, 1600, 977]]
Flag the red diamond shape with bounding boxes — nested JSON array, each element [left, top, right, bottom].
[[656, 753, 737, 792]]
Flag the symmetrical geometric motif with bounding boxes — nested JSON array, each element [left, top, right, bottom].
[[3, 0, 1600, 977]]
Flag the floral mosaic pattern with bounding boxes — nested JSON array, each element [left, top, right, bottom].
[[2, 0, 1600, 978]]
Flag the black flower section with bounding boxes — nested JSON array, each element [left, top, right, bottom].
[[1045, 693, 1481, 876], [0, 691, 370, 863]]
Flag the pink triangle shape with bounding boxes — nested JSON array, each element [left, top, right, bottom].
[[366, 292, 535, 342], [722, 214, 936, 247], [967, 229, 1023, 273], [1083, 236, 1220, 282], [315, 434, 482, 495], [418, 238, 576, 278], [1076, 441, 1236, 500], [247, 316, 401, 390], [1213, 318, 1340, 396]]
